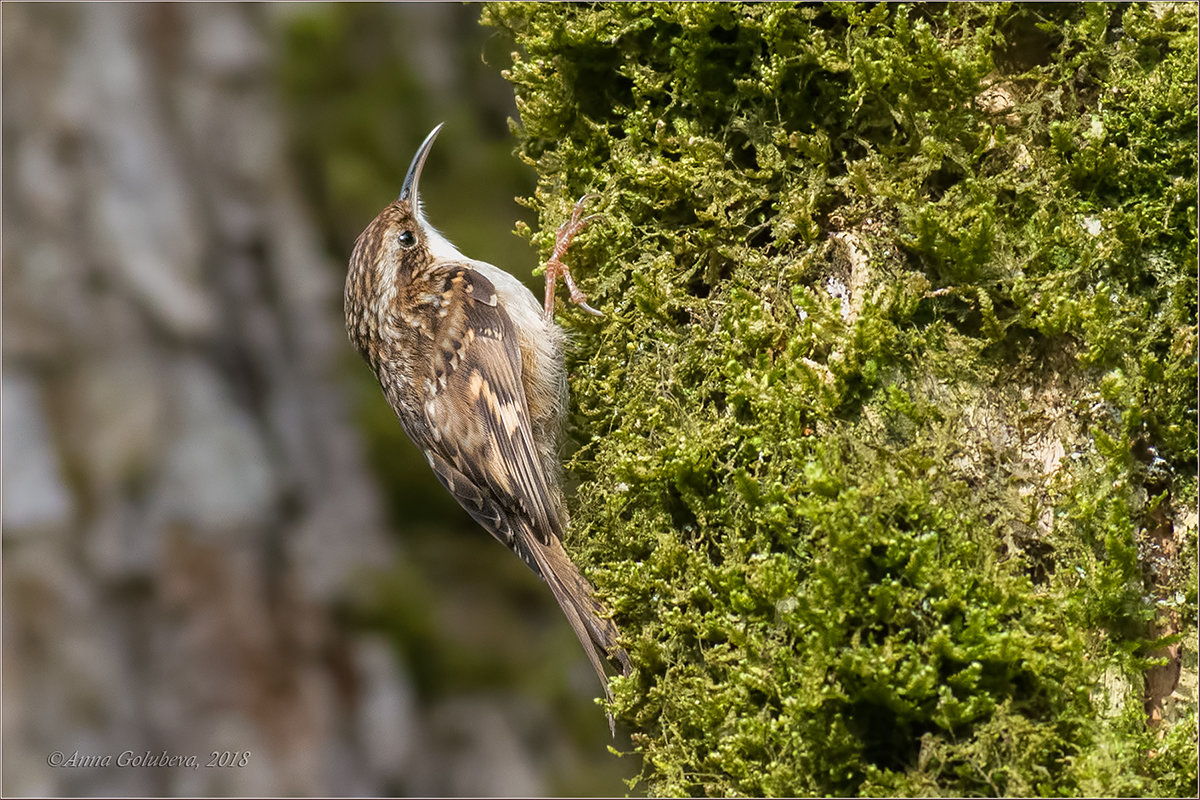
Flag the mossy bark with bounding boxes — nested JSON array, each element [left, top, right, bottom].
[[483, 2, 1198, 796]]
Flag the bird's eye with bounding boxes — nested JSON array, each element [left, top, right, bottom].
[[397, 230, 416, 248]]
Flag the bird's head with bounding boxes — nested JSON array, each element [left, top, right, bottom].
[[346, 123, 461, 356], [351, 121, 446, 272]]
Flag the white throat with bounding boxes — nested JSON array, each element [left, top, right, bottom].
[[417, 205, 467, 262]]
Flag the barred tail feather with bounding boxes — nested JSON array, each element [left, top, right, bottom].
[[528, 535, 631, 735]]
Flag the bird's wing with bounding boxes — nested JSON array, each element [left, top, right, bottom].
[[417, 264, 564, 569], [415, 264, 631, 723]]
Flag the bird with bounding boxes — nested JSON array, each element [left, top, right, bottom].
[[344, 123, 631, 732]]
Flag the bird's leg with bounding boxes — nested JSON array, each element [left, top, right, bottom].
[[543, 194, 604, 318]]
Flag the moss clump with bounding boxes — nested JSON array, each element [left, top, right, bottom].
[[483, 2, 1197, 796]]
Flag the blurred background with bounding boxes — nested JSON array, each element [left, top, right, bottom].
[[3, 3, 635, 796]]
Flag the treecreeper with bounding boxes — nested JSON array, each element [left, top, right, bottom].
[[344, 123, 631, 734]]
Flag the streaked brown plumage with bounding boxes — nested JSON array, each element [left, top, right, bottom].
[[344, 123, 630, 732]]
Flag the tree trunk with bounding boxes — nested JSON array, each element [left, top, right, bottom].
[[483, 2, 1198, 796], [3, 4, 410, 794]]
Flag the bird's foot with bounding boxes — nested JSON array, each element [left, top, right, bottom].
[[543, 194, 604, 318]]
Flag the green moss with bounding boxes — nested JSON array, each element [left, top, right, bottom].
[[484, 2, 1197, 796]]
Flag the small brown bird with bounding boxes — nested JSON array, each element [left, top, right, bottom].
[[345, 123, 630, 730]]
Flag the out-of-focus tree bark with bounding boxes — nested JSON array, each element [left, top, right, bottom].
[[2, 4, 413, 794]]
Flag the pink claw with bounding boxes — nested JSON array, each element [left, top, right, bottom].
[[543, 195, 604, 318]]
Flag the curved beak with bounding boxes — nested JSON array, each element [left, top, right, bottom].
[[399, 122, 444, 205]]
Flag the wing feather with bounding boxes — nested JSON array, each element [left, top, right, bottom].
[[410, 264, 630, 728], [417, 265, 564, 558]]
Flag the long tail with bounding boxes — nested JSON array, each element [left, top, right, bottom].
[[528, 536, 631, 735]]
